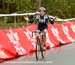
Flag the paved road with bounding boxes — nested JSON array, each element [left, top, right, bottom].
[[1, 43, 75, 65]]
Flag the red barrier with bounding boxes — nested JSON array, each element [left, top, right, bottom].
[[0, 22, 75, 62]]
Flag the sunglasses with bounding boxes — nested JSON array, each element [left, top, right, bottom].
[[39, 10, 46, 12]]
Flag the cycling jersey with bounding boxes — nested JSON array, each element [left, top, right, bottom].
[[29, 14, 54, 32]]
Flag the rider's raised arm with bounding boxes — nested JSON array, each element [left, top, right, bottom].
[[48, 16, 55, 24], [29, 15, 39, 23], [29, 16, 35, 23]]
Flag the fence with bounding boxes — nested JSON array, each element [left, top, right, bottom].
[[0, 12, 75, 28]]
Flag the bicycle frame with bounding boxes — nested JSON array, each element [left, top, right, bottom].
[[32, 30, 46, 60]]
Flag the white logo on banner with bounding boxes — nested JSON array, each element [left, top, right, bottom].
[[51, 26, 65, 43], [24, 29, 55, 48], [7, 30, 26, 55], [0, 45, 9, 58], [0, 50, 9, 58], [71, 23, 75, 32], [46, 32, 54, 48], [24, 29, 36, 49], [62, 25, 74, 42]]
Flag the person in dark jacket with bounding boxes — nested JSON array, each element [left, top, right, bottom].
[[24, 7, 57, 50]]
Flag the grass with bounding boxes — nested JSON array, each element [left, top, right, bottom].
[[0, 20, 62, 30], [0, 21, 32, 29]]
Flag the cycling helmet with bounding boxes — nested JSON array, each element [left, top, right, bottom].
[[39, 7, 46, 11]]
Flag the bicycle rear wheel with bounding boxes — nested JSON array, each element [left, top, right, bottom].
[[40, 43, 44, 59], [35, 39, 45, 60], [35, 42, 38, 60]]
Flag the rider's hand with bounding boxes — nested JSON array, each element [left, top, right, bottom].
[[54, 16, 58, 20], [24, 16, 29, 22]]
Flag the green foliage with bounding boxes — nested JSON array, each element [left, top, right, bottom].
[[5, 0, 16, 3], [42, 0, 75, 18], [0, 0, 75, 18], [16, 0, 36, 13]]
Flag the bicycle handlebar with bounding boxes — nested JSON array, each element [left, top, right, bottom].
[[32, 30, 41, 37]]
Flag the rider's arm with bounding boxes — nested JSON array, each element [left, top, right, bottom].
[[24, 15, 37, 23], [29, 16, 36, 23], [48, 16, 55, 24], [29, 15, 39, 23]]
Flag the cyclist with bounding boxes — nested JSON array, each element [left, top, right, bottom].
[[24, 7, 56, 50]]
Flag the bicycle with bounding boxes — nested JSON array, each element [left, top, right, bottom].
[[32, 30, 46, 60]]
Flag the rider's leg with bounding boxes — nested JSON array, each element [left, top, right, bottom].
[[42, 29, 47, 50], [35, 30, 40, 42]]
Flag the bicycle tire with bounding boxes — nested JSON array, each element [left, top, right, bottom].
[[36, 39, 45, 60], [40, 43, 44, 59], [35, 37, 40, 60], [35, 42, 38, 60]]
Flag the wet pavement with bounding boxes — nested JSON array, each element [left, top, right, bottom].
[[1, 43, 75, 65]]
